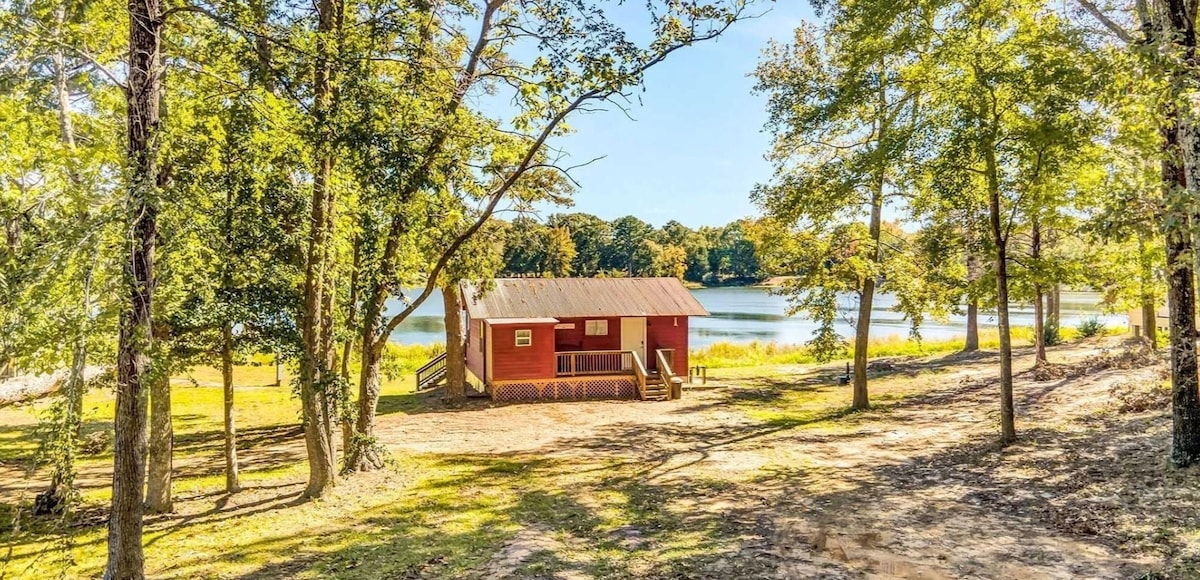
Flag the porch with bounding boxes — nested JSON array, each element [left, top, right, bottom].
[[551, 349, 682, 401]]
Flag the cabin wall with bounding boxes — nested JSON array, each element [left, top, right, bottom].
[[489, 322, 557, 381], [553, 317, 622, 352], [466, 317, 485, 381], [647, 316, 689, 374]]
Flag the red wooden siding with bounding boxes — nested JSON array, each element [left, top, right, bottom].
[[553, 317, 621, 352], [646, 316, 689, 374], [465, 316, 485, 381], [488, 321, 557, 381]]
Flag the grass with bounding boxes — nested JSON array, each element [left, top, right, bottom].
[[0, 334, 1157, 579], [688, 325, 1120, 368], [1, 350, 894, 579]]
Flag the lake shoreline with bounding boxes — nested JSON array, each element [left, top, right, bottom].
[[387, 285, 1125, 348]]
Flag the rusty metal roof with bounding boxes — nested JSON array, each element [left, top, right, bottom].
[[462, 278, 709, 320]]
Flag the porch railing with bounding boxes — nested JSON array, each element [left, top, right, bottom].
[[556, 350, 634, 377]]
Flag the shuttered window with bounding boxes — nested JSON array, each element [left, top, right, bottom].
[[585, 320, 608, 336]]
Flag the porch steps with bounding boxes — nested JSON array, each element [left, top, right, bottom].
[[416, 352, 447, 391], [642, 373, 669, 401]]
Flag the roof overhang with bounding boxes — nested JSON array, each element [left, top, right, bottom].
[[482, 317, 560, 325], [462, 277, 710, 320]]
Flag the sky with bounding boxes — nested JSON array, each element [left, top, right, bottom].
[[527, 4, 817, 229]]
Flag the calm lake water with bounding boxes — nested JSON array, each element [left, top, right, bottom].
[[386, 287, 1126, 348]]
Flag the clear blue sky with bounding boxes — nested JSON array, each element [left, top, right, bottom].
[[534, 5, 816, 229]]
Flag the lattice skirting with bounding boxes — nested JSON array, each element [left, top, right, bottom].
[[492, 376, 638, 402]]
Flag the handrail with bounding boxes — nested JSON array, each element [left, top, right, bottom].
[[657, 348, 675, 372], [656, 349, 679, 389], [555, 350, 634, 377], [631, 351, 649, 400], [416, 352, 447, 389]]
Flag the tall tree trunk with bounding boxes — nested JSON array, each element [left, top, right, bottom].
[[851, 71, 889, 411], [443, 282, 467, 404], [1032, 219, 1047, 364], [146, 368, 172, 513], [340, 238, 361, 455], [222, 322, 239, 493], [221, 167, 239, 493], [1159, 0, 1200, 467], [297, 0, 341, 498], [985, 146, 1016, 446], [53, 4, 88, 441], [852, 184, 883, 411], [1139, 233, 1159, 349], [964, 251, 982, 352], [107, 0, 162, 574], [347, 288, 386, 472]]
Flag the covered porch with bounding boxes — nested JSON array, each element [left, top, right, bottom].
[[486, 348, 681, 402]]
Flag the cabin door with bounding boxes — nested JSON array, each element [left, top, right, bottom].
[[621, 317, 647, 369]]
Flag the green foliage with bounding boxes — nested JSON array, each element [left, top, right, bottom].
[[1077, 317, 1107, 339], [1043, 319, 1063, 347], [499, 214, 759, 283]]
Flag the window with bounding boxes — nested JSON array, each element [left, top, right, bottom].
[[585, 320, 608, 336], [515, 329, 532, 347]]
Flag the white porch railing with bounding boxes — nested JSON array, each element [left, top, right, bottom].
[[555, 350, 634, 377]]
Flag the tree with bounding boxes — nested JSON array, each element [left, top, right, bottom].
[[606, 215, 654, 274], [503, 217, 549, 275], [549, 212, 611, 276], [754, 12, 923, 409], [918, 0, 1101, 444], [542, 226, 577, 277], [106, 0, 164, 572], [0, 0, 122, 517], [336, 0, 758, 477]]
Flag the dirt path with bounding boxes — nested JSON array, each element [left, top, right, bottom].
[[381, 341, 1180, 578], [3, 340, 1189, 578]]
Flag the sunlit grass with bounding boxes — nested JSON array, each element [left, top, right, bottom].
[[689, 325, 1121, 369]]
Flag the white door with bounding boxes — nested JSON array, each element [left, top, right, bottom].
[[621, 317, 647, 368]]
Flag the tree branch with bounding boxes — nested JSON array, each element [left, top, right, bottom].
[[1075, 0, 1135, 44]]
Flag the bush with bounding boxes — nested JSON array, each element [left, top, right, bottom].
[[1043, 320, 1062, 346], [1110, 380, 1170, 413], [1076, 317, 1106, 339], [80, 430, 112, 456]]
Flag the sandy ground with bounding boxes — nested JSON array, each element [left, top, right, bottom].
[[377, 341, 1184, 578], [4, 339, 1194, 578]]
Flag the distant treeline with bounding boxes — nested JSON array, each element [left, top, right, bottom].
[[497, 214, 761, 283]]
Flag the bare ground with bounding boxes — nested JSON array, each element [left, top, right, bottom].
[[378, 340, 1192, 578], [3, 338, 1197, 578]]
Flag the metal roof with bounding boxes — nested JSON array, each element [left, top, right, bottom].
[[483, 317, 560, 325], [462, 278, 710, 320]]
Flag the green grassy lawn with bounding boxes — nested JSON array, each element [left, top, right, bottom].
[[2, 357, 873, 579], [0, 377, 762, 578], [0, 337, 1181, 578]]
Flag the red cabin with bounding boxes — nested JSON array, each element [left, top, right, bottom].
[[457, 278, 708, 402]]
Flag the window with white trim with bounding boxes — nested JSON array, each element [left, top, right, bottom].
[[515, 329, 532, 347], [585, 320, 608, 336]]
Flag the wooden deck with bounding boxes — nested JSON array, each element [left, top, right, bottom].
[[489, 349, 681, 402]]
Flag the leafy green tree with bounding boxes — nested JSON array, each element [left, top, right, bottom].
[[682, 230, 711, 282], [753, 11, 923, 408], [606, 215, 655, 274], [542, 226, 577, 277], [0, 0, 123, 518], [549, 212, 611, 276], [917, 0, 1102, 444], [503, 217, 549, 275]]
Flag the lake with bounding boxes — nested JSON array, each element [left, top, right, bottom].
[[386, 286, 1127, 348]]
